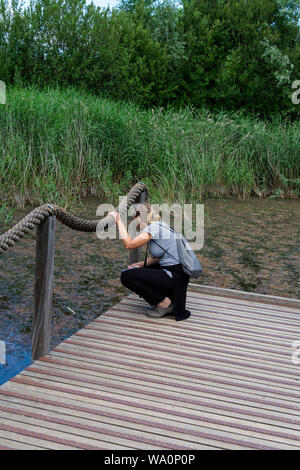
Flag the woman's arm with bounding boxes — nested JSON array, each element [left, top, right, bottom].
[[145, 257, 159, 266], [109, 211, 151, 250]]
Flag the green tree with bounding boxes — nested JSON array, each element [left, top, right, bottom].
[[180, 0, 300, 116]]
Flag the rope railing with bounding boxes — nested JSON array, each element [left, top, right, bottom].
[[0, 181, 149, 362], [0, 181, 148, 253]]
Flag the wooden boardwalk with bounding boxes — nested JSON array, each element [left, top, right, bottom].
[[1, 283, 300, 450]]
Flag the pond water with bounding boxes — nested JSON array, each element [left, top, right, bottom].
[[0, 196, 299, 385]]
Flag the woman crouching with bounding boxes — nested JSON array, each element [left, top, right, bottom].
[[108, 204, 191, 321]]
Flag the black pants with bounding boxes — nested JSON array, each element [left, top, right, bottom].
[[120, 264, 174, 306]]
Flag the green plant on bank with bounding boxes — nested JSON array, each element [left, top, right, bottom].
[[0, 202, 15, 228], [0, 86, 299, 214]]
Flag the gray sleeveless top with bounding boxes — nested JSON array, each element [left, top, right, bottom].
[[142, 221, 180, 278]]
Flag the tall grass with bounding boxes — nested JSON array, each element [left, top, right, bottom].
[[0, 86, 299, 213]]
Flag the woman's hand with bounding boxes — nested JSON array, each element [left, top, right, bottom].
[[108, 211, 120, 223], [107, 210, 151, 250], [127, 262, 142, 269]]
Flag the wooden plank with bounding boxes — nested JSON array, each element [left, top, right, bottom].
[[7, 374, 296, 431], [98, 307, 297, 352], [20, 371, 300, 427], [184, 291, 300, 316], [32, 214, 55, 361], [70, 329, 300, 374], [106, 304, 300, 346], [49, 348, 300, 394], [0, 406, 217, 450], [108, 297, 300, 327], [89, 316, 294, 357], [0, 396, 297, 450], [1, 380, 298, 450], [187, 283, 300, 309], [184, 298, 300, 328], [0, 431, 49, 450], [82, 320, 294, 359], [55, 335, 300, 382], [29, 356, 300, 403], [2, 390, 300, 449], [54, 335, 300, 387], [0, 425, 81, 450], [0, 411, 192, 451], [4, 378, 300, 436], [99, 311, 298, 365], [73, 328, 293, 367], [0, 415, 136, 450], [1, 285, 300, 450], [118, 294, 300, 329], [111, 301, 299, 339], [1, 378, 298, 450], [107, 298, 300, 330], [13, 368, 300, 421]]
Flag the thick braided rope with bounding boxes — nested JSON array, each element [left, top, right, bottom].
[[0, 182, 148, 254]]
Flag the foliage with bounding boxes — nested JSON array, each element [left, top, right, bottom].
[[0, 0, 299, 117], [0, 87, 299, 211]]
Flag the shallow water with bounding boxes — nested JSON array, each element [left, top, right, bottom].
[[0, 195, 299, 385]]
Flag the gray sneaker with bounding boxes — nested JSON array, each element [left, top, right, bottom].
[[146, 303, 174, 318]]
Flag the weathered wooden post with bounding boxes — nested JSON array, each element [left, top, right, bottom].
[[32, 214, 55, 361], [128, 189, 148, 266]]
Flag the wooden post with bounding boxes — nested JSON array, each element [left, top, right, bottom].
[[32, 215, 55, 361], [128, 189, 148, 266]]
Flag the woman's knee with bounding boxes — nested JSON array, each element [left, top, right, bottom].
[[120, 270, 129, 286], [120, 267, 139, 287]]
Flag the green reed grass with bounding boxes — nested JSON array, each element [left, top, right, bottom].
[[0, 86, 299, 214]]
